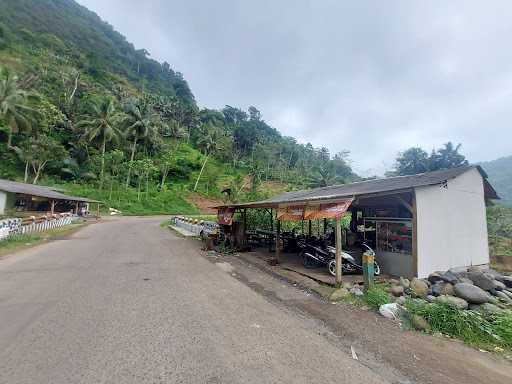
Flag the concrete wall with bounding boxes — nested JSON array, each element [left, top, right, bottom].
[[376, 250, 414, 277], [415, 168, 489, 278], [0, 191, 16, 215]]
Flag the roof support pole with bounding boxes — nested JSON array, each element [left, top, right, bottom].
[[269, 208, 274, 252], [75, 201, 79, 215], [335, 215, 343, 287], [323, 218, 327, 235], [50, 200, 55, 215], [308, 220, 312, 237], [275, 219, 281, 263], [96, 203, 100, 219]]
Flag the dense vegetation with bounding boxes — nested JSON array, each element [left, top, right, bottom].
[[0, 0, 360, 215], [480, 156, 512, 208]]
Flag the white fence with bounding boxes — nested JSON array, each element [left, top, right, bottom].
[[172, 216, 203, 236], [0, 216, 74, 241]]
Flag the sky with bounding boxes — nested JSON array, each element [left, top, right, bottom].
[[77, 0, 512, 176]]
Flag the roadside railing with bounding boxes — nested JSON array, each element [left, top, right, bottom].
[[171, 216, 203, 236], [0, 214, 75, 241]]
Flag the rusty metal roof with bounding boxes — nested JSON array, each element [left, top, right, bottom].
[[218, 165, 498, 209], [0, 179, 101, 203]]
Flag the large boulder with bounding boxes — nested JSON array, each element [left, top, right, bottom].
[[390, 285, 405, 297], [495, 291, 512, 304], [400, 277, 410, 289], [454, 283, 490, 304], [500, 276, 512, 288], [410, 278, 429, 298], [441, 271, 460, 284], [435, 295, 468, 309], [431, 282, 455, 297], [467, 271, 497, 291], [428, 271, 444, 284], [469, 303, 502, 314]]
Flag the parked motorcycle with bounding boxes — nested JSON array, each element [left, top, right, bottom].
[[298, 239, 381, 276]]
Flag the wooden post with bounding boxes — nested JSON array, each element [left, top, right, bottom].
[[275, 219, 281, 263], [335, 215, 342, 287], [96, 203, 100, 218], [323, 218, 327, 235], [75, 201, 79, 215], [50, 200, 55, 215], [269, 209, 274, 252], [308, 220, 312, 237]]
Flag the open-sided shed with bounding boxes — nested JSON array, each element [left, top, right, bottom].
[[215, 165, 498, 281], [0, 179, 101, 216]]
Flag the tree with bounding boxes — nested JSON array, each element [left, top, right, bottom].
[[392, 142, 468, 176], [429, 142, 468, 171], [307, 163, 341, 188], [0, 67, 38, 147], [27, 136, 66, 184], [193, 125, 221, 191], [121, 97, 160, 188], [393, 147, 430, 176], [157, 146, 176, 190], [76, 98, 123, 190]]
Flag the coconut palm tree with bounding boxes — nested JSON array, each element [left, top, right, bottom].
[[121, 99, 161, 188], [0, 67, 37, 147], [77, 98, 122, 190]]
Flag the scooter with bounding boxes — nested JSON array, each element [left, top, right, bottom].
[[298, 239, 381, 276]]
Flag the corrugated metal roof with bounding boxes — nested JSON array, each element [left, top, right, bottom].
[[0, 179, 101, 203], [218, 165, 499, 209]]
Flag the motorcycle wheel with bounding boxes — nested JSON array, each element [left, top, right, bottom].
[[327, 260, 336, 276]]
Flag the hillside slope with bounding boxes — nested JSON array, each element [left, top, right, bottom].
[[480, 156, 512, 207], [0, 0, 194, 104]]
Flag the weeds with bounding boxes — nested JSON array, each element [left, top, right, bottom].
[[405, 300, 512, 352], [361, 286, 391, 309]]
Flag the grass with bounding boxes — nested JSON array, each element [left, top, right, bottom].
[[405, 300, 512, 354], [0, 221, 85, 257], [56, 183, 198, 216]]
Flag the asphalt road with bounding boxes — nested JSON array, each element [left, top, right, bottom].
[[0, 217, 388, 384]]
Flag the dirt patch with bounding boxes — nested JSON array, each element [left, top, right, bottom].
[[186, 195, 224, 214]]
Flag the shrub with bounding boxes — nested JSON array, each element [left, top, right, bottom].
[[362, 286, 391, 309]]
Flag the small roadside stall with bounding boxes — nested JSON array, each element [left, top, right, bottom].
[[215, 165, 499, 282]]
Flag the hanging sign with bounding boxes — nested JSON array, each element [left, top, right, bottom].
[[303, 199, 353, 220], [277, 205, 304, 221], [217, 207, 235, 225]]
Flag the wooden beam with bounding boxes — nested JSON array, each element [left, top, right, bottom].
[[96, 203, 100, 218], [50, 200, 55, 215], [75, 201, 79, 215], [308, 220, 312, 237], [395, 195, 413, 214], [335, 216, 342, 287], [323, 218, 327, 234]]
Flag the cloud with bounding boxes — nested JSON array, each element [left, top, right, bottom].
[[78, 0, 512, 175]]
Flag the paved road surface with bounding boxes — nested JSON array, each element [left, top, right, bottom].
[[0, 217, 387, 384]]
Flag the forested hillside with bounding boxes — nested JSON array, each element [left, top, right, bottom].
[[0, 0, 357, 214], [480, 156, 512, 207]]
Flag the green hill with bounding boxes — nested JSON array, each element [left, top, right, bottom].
[[480, 156, 512, 207], [0, 0, 357, 214]]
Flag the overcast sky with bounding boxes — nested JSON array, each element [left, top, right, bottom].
[[78, 0, 511, 175]]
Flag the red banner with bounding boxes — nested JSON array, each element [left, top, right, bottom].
[[217, 207, 235, 225], [303, 199, 353, 220], [277, 205, 304, 221]]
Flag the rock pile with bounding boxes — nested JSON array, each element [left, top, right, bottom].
[[389, 267, 512, 314]]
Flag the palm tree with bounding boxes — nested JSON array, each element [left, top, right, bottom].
[[193, 125, 221, 191], [0, 67, 37, 147], [77, 98, 122, 190], [121, 99, 160, 188]]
